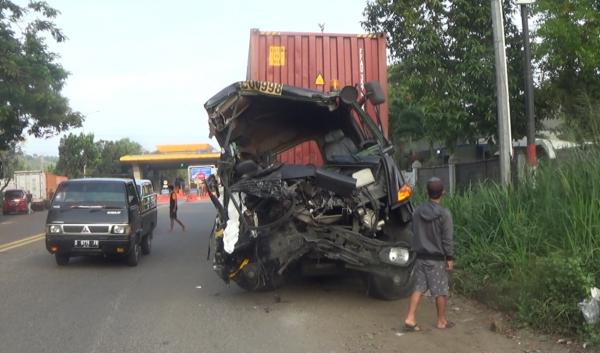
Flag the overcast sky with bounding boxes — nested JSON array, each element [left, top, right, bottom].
[[22, 0, 367, 156]]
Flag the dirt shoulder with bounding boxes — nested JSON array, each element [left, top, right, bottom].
[[255, 277, 587, 353]]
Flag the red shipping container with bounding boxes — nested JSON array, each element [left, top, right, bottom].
[[45, 173, 68, 200], [247, 29, 389, 166]]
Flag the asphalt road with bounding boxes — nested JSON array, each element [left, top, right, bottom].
[[0, 202, 573, 353]]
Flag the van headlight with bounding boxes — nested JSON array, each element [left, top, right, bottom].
[[48, 225, 62, 234], [380, 247, 410, 265], [111, 225, 130, 235]]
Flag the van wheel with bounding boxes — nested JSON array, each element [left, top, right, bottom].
[[141, 233, 152, 255], [55, 254, 70, 266], [127, 243, 140, 267]]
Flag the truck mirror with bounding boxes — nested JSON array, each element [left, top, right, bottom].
[[365, 81, 386, 105], [340, 86, 359, 105]]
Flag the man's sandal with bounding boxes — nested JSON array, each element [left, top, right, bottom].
[[404, 323, 422, 332], [437, 321, 455, 329]]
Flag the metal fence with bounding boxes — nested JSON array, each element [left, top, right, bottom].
[[408, 158, 501, 193]]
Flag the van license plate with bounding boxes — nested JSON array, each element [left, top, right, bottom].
[[74, 240, 99, 248]]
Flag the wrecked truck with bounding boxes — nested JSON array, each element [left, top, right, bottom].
[[204, 80, 415, 299]]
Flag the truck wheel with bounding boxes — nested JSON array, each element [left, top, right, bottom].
[[141, 233, 152, 255], [55, 254, 70, 266], [366, 267, 415, 300], [127, 243, 140, 267], [234, 262, 285, 292]]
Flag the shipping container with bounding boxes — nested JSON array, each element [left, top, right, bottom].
[[247, 29, 389, 165], [45, 173, 68, 200], [14, 171, 46, 206]]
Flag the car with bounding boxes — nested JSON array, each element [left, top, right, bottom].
[[45, 178, 157, 266], [2, 189, 32, 215], [203, 80, 415, 299]]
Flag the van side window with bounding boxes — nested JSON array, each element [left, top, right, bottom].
[[126, 183, 138, 206]]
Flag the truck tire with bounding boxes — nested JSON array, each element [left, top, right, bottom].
[[234, 262, 285, 292], [367, 221, 415, 300], [127, 243, 140, 267], [55, 254, 70, 266], [141, 232, 152, 255], [366, 267, 414, 300]]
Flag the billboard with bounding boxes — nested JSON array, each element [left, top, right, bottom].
[[188, 165, 215, 187]]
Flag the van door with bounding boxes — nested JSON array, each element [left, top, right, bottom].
[[126, 182, 142, 239]]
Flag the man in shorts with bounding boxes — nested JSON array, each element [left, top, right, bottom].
[[404, 177, 454, 331]]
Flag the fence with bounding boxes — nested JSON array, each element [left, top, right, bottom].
[[407, 158, 501, 193]]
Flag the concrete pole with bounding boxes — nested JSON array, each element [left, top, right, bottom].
[[491, 0, 512, 185], [520, 4, 537, 167], [132, 164, 142, 180]]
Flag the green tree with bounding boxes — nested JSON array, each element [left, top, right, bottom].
[[363, 1, 526, 150], [95, 138, 143, 177], [55, 133, 99, 178], [0, 145, 25, 192], [533, 0, 600, 141], [0, 1, 82, 150]]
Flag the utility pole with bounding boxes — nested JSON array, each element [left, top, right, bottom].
[[518, 0, 537, 167], [491, 0, 512, 185]]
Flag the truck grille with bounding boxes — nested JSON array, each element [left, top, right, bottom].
[[63, 225, 84, 233], [89, 226, 110, 233], [61, 225, 112, 235]]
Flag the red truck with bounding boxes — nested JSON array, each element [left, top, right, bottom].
[[247, 29, 389, 166]]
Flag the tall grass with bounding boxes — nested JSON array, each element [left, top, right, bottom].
[[428, 149, 600, 341]]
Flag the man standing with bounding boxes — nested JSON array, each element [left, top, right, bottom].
[[169, 185, 186, 232], [404, 177, 454, 331]]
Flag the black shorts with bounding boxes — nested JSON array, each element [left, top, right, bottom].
[[169, 210, 177, 219]]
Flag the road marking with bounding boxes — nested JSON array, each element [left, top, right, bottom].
[[0, 233, 45, 253], [0, 221, 15, 225]]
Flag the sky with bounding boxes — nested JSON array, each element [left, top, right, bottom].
[[22, 0, 368, 156]]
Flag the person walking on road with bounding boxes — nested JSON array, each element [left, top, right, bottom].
[[404, 177, 454, 331], [169, 185, 186, 232]]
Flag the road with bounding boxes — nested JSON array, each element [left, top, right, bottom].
[[0, 202, 573, 353]]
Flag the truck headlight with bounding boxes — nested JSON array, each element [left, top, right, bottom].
[[111, 225, 130, 235], [48, 225, 62, 234], [381, 247, 410, 265]]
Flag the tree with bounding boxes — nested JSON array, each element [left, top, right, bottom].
[[0, 1, 83, 150], [0, 145, 24, 192], [362, 1, 526, 150], [55, 133, 99, 178], [95, 138, 143, 177], [533, 0, 600, 142]]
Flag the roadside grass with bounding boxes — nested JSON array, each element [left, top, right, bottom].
[[414, 148, 600, 344]]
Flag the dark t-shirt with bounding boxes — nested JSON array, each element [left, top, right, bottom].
[[169, 192, 177, 212]]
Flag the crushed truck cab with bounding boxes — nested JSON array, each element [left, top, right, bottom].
[[204, 81, 414, 299]]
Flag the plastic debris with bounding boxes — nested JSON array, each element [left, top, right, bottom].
[[579, 287, 600, 325]]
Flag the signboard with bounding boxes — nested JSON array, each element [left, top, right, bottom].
[[188, 165, 215, 186]]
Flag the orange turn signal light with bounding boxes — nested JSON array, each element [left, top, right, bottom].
[[331, 79, 340, 91], [397, 184, 412, 203], [116, 247, 125, 253]]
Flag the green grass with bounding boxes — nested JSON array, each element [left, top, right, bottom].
[[416, 149, 600, 343]]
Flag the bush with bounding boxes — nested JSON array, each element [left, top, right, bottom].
[[429, 148, 600, 342]]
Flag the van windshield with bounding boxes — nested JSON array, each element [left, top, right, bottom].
[[52, 182, 126, 208]]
